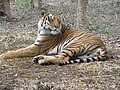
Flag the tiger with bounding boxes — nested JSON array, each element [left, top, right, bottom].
[[0, 12, 107, 66]]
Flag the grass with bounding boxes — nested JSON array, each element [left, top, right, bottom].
[[0, 0, 120, 89]]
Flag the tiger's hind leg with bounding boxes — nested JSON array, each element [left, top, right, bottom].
[[78, 48, 106, 59], [69, 47, 107, 64]]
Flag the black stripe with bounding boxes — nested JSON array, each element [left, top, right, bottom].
[[36, 40, 49, 42], [58, 43, 64, 52], [81, 43, 89, 53], [80, 59, 84, 63], [64, 48, 74, 55], [57, 40, 66, 53], [82, 46, 100, 55], [69, 59, 76, 63], [36, 40, 42, 42], [101, 56, 107, 60], [92, 57, 97, 61], [61, 51, 71, 58], [66, 46, 81, 55], [68, 43, 81, 46], [69, 62, 72, 64], [58, 61, 69, 66], [98, 56, 102, 61], [39, 34, 48, 36], [73, 60, 77, 63], [87, 58, 91, 62], [65, 46, 76, 49], [41, 13, 50, 27], [85, 45, 93, 51], [57, 45, 60, 53], [63, 38, 75, 48], [101, 55, 106, 58], [79, 46, 84, 54], [89, 46, 100, 52], [41, 17, 45, 27], [34, 43, 51, 47], [34, 44, 41, 46], [58, 63, 63, 66], [65, 62, 69, 65], [74, 33, 85, 39], [75, 46, 82, 54], [68, 60, 73, 64]]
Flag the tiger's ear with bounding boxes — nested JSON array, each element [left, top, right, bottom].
[[40, 8, 47, 16], [41, 11, 47, 16]]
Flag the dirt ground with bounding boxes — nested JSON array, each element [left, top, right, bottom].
[[0, 0, 120, 90]]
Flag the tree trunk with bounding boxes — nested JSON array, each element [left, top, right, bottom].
[[0, 0, 12, 21], [38, 0, 42, 9], [30, 0, 34, 11], [76, 0, 89, 29], [0, 0, 4, 16]]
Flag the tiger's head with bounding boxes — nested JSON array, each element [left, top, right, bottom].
[[37, 12, 66, 36]]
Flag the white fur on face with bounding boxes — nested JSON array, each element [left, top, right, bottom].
[[37, 17, 51, 35], [50, 28, 60, 35], [49, 13, 54, 20]]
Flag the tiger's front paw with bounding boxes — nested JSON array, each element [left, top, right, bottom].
[[32, 55, 53, 65], [38, 59, 53, 65], [32, 55, 44, 64]]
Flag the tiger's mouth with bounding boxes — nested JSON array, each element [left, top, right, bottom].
[[49, 28, 60, 35], [39, 26, 60, 36]]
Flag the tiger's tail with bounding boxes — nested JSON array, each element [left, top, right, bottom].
[[58, 53, 107, 66]]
